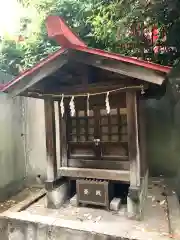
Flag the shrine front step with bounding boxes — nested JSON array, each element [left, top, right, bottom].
[[0, 217, 131, 240]]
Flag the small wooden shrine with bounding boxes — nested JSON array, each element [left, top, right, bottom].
[[2, 16, 170, 219]]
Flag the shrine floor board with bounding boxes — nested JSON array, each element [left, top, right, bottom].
[[1, 178, 179, 240]]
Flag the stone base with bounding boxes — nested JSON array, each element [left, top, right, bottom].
[[0, 178, 177, 240], [46, 182, 69, 209], [127, 196, 140, 220], [110, 198, 121, 211], [70, 194, 78, 207]]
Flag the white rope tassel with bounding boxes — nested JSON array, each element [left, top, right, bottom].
[[87, 93, 90, 116], [69, 96, 75, 116], [105, 91, 110, 114], [60, 94, 64, 117], [141, 85, 145, 95]]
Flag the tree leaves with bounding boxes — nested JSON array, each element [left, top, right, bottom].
[[1, 0, 180, 76]]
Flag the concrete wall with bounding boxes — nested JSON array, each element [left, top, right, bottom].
[[0, 93, 26, 200], [0, 94, 47, 199], [24, 99, 60, 184], [23, 98, 47, 184], [145, 93, 180, 195]]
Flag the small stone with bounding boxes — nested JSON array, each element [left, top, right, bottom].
[[110, 197, 121, 211], [94, 216, 101, 223], [87, 215, 92, 220], [152, 196, 155, 202], [84, 213, 90, 217], [70, 194, 78, 207]]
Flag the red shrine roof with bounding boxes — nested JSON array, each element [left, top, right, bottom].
[[2, 16, 171, 93]]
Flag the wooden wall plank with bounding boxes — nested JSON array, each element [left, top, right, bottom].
[[44, 98, 57, 180], [126, 91, 140, 187], [10, 56, 67, 97], [69, 50, 165, 85], [58, 102, 68, 167], [138, 99, 147, 177], [58, 167, 130, 182], [68, 159, 130, 170]]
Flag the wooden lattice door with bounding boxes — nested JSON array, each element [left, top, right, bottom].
[[67, 95, 129, 170]]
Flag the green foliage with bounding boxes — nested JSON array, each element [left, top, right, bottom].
[[0, 0, 180, 76]]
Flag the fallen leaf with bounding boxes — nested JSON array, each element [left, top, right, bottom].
[[160, 200, 165, 205]]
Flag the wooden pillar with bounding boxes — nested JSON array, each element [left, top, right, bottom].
[[138, 99, 148, 218], [58, 101, 68, 167], [126, 91, 141, 218], [44, 98, 57, 181], [138, 99, 147, 177], [126, 91, 140, 187]]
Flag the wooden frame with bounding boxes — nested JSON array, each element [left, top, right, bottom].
[[58, 101, 68, 168], [58, 167, 130, 182], [126, 91, 140, 187], [68, 49, 166, 85], [44, 98, 57, 181], [43, 80, 147, 219], [10, 54, 68, 97]]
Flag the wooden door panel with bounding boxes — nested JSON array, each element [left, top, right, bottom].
[[68, 142, 96, 159], [67, 93, 129, 170], [101, 143, 128, 159], [99, 107, 128, 160]]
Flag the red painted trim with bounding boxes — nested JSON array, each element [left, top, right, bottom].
[[73, 45, 171, 73], [46, 16, 87, 48], [2, 48, 66, 92], [46, 16, 170, 73], [2, 16, 172, 92]]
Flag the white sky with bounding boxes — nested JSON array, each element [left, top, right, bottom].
[[0, 0, 23, 36], [0, 0, 40, 38]]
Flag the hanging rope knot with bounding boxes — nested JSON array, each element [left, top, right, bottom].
[[60, 94, 64, 117], [105, 91, 111, 114]]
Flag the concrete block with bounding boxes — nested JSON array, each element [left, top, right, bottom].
[[47, 182, 69, 209], [0, 219, 8, 240], [110, 197, 121, 211], [127, 196, 140, 220], [7, 222, 25, 240], [70, 194, 78, 207], [26, 223, 37, 240], [36, 224, 47, 240]]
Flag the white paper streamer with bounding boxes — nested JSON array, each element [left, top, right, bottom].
[[60, 94, 64, 117], [69, 96, 75, 116], [141, 85, 145, 95], [105, 91, 110, 114]]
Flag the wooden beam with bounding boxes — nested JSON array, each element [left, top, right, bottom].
[[126, 91, 140, 187], [10, 55, 67, 97], [4, 189, 46, 213], [44, 98, 57, 180], [138, 99, 147, 177], [68, 159, 130, 170], [58, 167, 130, 182], [58, 102, 68, 167], [69, 50, 165, 85]]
